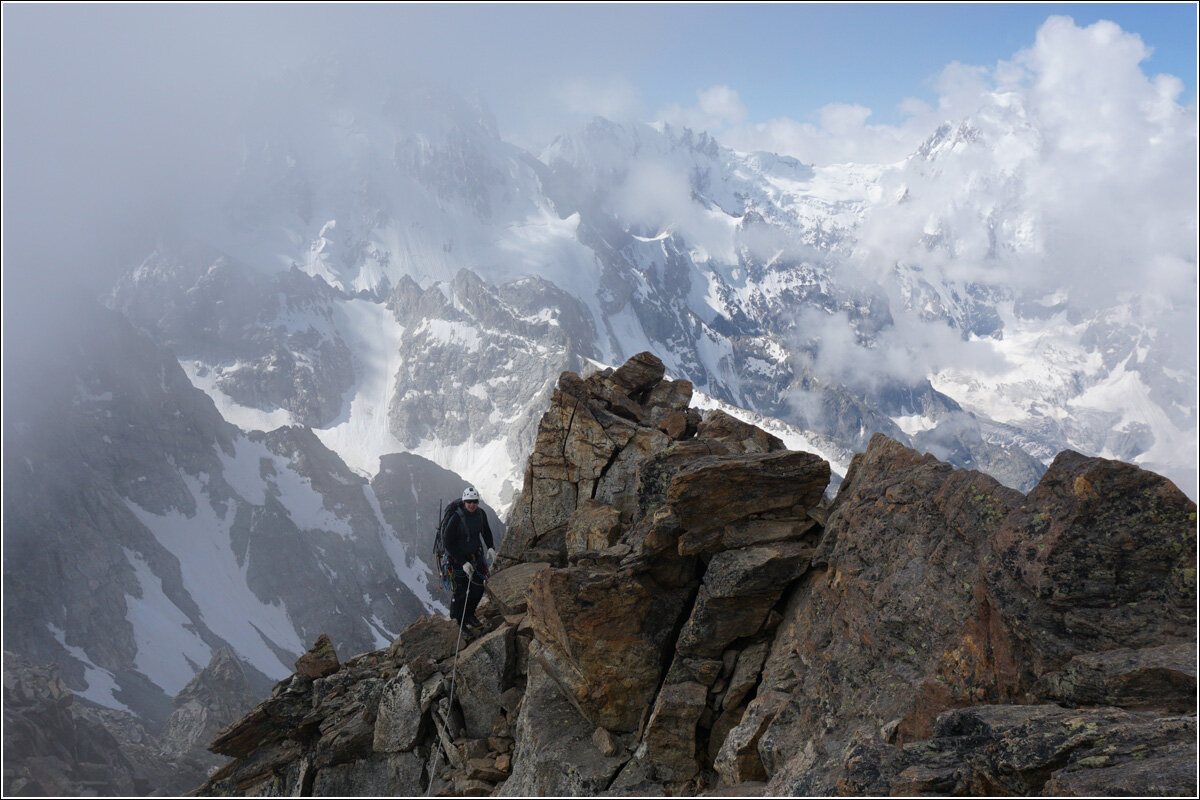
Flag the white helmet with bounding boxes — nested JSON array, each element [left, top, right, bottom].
[[462, 486, 480, 502]]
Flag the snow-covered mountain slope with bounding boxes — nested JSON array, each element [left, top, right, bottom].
[[2, 304, 488, 723], [105, 78, 1194, 502]]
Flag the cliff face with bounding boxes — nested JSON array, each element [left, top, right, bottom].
[[3, 648, 261, 796], [199, 353, 1197, 797]]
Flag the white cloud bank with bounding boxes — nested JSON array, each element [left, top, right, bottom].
[[658, 15, 1195, 340], [655, 16, 1195, 489], [663, 16, 1195, 170]]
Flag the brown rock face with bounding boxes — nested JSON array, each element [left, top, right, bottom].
[[667, 451, 829, 537], [294, 633, 339, 681], [834, 704, 1198, 797], [197, 356, 1196, 799], [756, 434, 1025, 781], [526, 567, 692, 732], [985, 449, 1197, 685], [610, 351, 666, 395], [758, 433, 1196, 795], [564, 499, 622, 556], [1034, 642, 1197, 713]]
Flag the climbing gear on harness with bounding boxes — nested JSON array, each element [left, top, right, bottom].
[[433, 498, 468, 593]]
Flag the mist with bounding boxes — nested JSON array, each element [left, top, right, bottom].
[[4, 7, 1195, 429]]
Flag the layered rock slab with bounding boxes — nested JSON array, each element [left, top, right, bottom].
[[754, 433, 1197, 795], [834, 704, 1197, 797]]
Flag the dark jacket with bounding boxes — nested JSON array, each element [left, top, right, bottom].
[[443, 501, 494, 565]]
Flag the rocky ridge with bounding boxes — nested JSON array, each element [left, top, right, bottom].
[[199, 352, 1197, 796], [3, 648, 260, 796]]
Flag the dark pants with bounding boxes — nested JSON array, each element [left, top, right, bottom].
[[449, 560, 485, 624]]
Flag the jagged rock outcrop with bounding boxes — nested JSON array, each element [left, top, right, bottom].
[[2, 653, 231, 797], [110, 248, 356, 428], [159, 648, 261, 772], [197, 352, 1197, 797]]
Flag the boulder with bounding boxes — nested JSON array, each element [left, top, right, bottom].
[[373, 666, 424, 753], [294, 634, 339, 681], [714, 690, 789, 785], [484, 561, 551, 615], [388, 616, 462, 681], [565, 500, 623, 556], [645, 380, 697, 441], [645, 377, 693, 415], [583, 374, 646, 422], [610, 351, 665, 395], [526, 568, 692, 732], [667, 451, 829, 536], [454, 624, 516, 739], [592, 726, 619, 757], [641, 681, 707, 782], [696, 409, 785, 453], [635, 439, 735, 519], [723, 641, 770, 711], [655, 408, 694, 440], [311, 674, 384, 766], [985, 449, 1197, 687], [675, 542, 812, 659]]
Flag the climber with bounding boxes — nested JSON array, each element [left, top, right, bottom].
[[441, 486, 496, 629]]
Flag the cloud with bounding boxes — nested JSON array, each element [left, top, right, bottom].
[[554, 76, 645, 122], [790, 306, 1008, 395], [850, 16, 1197, 317], [631, 17, 1193, 407], [612, 160, 737, 262], [658, 85, 934, 164], [771, 17, 1196, 456], [656, 85, 748, 135]]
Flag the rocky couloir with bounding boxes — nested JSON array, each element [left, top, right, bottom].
[[198, 352, 1197, 797]]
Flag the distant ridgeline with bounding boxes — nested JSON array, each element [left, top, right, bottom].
[[201, 352, 1196, 797]]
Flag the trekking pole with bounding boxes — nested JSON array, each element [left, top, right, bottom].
[[426, 589, 468, 796], [428, 558, 491, 795]]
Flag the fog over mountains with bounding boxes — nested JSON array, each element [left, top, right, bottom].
[[3, 15, 1195, 744]]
